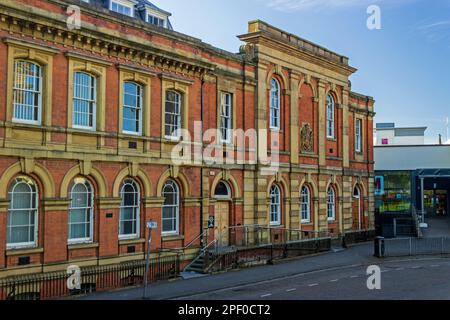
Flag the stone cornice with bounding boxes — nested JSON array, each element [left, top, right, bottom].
[[3, 37, 60, 55], [65, 52, 113, 67]]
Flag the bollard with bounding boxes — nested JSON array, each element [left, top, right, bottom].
[[374, 236, 385, 258]]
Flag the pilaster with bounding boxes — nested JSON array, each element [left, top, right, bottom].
[[342, 89, 350, 168], [290, 73, 300, 164], [318, 80, 327, 166]]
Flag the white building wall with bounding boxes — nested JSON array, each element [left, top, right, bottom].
[[375, 145, 450, 171]]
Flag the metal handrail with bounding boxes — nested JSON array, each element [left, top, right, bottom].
[[183, 239, 217, 272], [159, 229, 209, 254], [185, 229, 209, 250]]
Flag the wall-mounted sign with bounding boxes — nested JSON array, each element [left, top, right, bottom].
[[147, 221, 158, 229], [374, 176, 385, 196], [208, 216, 215, 229]]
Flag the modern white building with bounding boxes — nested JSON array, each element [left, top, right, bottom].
[[374, 123, 427, 146]]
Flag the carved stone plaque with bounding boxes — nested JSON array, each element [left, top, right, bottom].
[[301, 123, 314, 153]]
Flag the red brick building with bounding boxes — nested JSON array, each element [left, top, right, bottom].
[[0, 0, 375, 278]]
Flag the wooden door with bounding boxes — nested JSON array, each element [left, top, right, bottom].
[[352, 196, 361, 230], [215, 202, 229, 247]]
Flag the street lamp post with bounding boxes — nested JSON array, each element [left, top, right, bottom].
[[143, 220, 158, 300]]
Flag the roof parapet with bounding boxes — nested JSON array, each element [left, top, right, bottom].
[[240, 20, 351, 67]]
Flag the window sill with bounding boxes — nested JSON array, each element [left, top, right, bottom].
[[122, 131, 142, 137], [301, 221, 312, 225], [327, 219, 336, 223], [163, 137, 181, 144], [6, 247, 43, 256], [119, 238, 145, 246], [11, 119, 41, 126], [162, 234, 184, 242], [269, 224, 283, 228], [327, 137, 337, 141], [72, 126, 96, 132], [68, 242, 99, 250]]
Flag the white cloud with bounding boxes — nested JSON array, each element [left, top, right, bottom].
[[418, 20, 450, 30], [416, 20, 450, 43]]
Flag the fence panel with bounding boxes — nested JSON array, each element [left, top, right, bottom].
[[384, 238, 412, 257], [382, 237, 450, 258]]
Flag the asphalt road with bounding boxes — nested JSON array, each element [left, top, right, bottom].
[[177, 258, 450, 300]]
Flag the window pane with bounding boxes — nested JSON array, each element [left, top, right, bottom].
[[9, 209, 30, 226], [7, 178, 37, 246], [69, 181, 93, 241], [71, 190, 88, 208], [73, 72, 95, 128], [8, 226, 30, 244], [70, 223, 86, 239], [121, 207, 135, 221], [13, 60, 41, 122], [69, 209, 86, 224], [120, 220, 135, 235]]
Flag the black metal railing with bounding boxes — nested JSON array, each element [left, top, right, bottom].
[[0, 254, 180, 300], [342, 229, 376, 247], [205, 237, 332, 273]]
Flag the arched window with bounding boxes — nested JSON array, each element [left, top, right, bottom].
[[269, 185, 281, 225], [13, 60, 42, 124], [68, 178, 94, 243], [165, 90, 182, 139], [162, 180, 180, 235], [119, 179, 140, 239], [73, 72, 96, 130], [123, 82, 142, 135], [214, 181, 231, 199], [270, 78, 280, 130], [326, 94, 335, 139], [300, 186, 311, 223], [7, 177, 38, 248], [327, 186, 336, 221]]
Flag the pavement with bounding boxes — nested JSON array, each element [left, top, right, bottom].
[[422, 215, 450, 238], [76, 242, 450, 300]]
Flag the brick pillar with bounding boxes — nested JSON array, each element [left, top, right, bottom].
[[143, 197, 164, 252], [342, 89, 350, 168], [290, 74, 300, 165], [318, 80, 327, 167], [98, 198, 121, 258], [43, 199, 70, 264]]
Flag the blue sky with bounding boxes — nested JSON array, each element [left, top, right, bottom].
[[155, 0, 450, 143]]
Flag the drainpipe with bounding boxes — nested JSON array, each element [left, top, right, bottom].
[[200, 76, 205, 247]]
